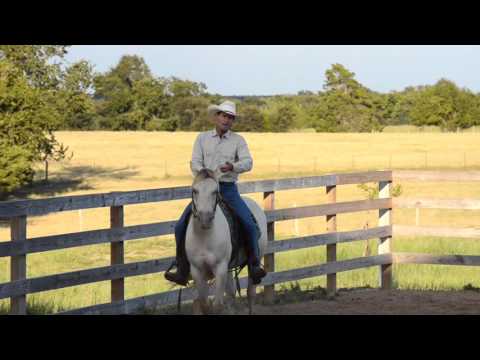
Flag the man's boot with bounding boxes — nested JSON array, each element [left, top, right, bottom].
[[164, 256, 190, 286], [247, 232, 266, 285], [164, 235, 190, 286], [248, 258, 267, 285]]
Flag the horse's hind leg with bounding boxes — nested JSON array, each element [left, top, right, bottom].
[[247, 277, 256, 315]]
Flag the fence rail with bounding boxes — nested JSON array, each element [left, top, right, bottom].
[[0, 170, 394, 314], [59, 254, 393, 315], [393, 170, 480, 182], [394, 198, 480, 210], [394, 225, 480, 239], [0, 226, 392, 300], [0, 171, 391, 218], [1, 169, 479, 315]]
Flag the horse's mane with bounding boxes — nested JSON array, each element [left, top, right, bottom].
[[193, 168, 216, 186]]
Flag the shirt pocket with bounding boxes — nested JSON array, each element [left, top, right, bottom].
[[221, 146, 236, 163], [204, 144, 215, 158]]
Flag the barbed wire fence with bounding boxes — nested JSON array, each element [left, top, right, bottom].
[[165, 152, 480, 180]]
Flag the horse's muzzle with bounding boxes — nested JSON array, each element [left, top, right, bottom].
[[198, 212, 215, 229]]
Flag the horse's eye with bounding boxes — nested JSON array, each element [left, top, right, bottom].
[[192, 189, 198, 195]]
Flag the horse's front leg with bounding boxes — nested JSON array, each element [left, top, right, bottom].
[[247, 277, 256, 315], [191, 265, 209, 315], [212, 261, 228, 314], [225, 271, 236, 303]]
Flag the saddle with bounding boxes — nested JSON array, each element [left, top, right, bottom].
[[217, 199, 262, 271]]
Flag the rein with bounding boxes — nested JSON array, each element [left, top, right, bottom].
[[191, 180, 222, 220]]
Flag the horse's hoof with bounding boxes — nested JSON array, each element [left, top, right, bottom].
[[192, 299, 210, 315], [212, 303, 224, 315], [192, 300, 203, 315], [200, 300, 211, 315]]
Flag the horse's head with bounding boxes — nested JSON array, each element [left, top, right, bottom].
[[191, 167, 222, 229]]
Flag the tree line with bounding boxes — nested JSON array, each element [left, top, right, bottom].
[[2, 45, 480, 198]]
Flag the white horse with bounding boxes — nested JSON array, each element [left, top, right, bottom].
[[185, 167, 268, 315]]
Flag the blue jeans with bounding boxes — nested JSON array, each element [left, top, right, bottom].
[[174, 182, 261, 264]]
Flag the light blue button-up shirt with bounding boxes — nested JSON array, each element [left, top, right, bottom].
[[190, 129, 253, 182]]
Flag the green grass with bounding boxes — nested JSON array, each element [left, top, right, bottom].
[[275, 235, 480, 293], [0, 297, 66, 315], [2, 234, 480, 314]]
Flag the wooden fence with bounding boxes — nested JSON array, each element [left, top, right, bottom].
[[392, 170, 480, 266], [0, 169, 478, 314]]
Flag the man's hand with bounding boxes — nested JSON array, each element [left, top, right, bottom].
[[220, 162, 234, 173]]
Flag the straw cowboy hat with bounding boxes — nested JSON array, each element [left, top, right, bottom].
[[207, 100, 239, 118]]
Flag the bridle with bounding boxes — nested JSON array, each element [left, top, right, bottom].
[[191, 180, 222, 220]]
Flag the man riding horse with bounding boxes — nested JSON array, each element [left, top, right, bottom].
[[165, 100, 267, 286]]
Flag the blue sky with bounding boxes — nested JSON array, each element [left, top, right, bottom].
[[65, 45, 480, 95]]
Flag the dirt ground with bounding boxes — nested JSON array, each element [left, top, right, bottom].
[[154, 287, 480, 315], [159, 287, 480, 315], [240, 288, 480, 315]]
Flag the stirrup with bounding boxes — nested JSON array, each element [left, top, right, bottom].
[[164, 260, 191, 286], [165, 260, 177, 274], [165, 271, 189, 286], [249, 263, 267, 285]]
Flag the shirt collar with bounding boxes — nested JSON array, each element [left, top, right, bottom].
[[211, 129, 231, 139]]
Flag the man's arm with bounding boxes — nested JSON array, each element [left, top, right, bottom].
[[190, 134, 204, 177], [232, 136, 253, 174]]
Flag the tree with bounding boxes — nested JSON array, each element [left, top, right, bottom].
[[175, 96, 211, 131], [0, 46, 76, 188], [0, 58, 55, 188], [409, 91, 451, 127], [407, 79, 480, 130], [132, 77, 170, 121], [93, 55, 153, 129], [0, 45, 68, 89], [107, 55, 152, 88], [59, 60, 96, 129], [0, 58, 56, 155], [312, 64, 383, 132], [165, 78, 211, 131], [297, 90, 315, 96], [232, 105, 266, 132], [166, 77, 207, 97], [432, 79, 479, 130], [324, 63, 358, 94], [269, 103, 296, 132], [0, 141, 35, 199], [387, 89, 418, 125]]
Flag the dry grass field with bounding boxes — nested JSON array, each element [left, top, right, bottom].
[[1, 130, 479, 313]]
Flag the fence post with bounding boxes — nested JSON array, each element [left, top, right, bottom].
[[10, 215, 27, 315], [110, 206, 125, 304], [326, 185, 337, 298], [263, 191, 275, 304], [378, 180, 393, 289]]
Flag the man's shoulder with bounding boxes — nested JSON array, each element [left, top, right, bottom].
[[197, 130, 213, 140], [229, 131, 246, 142]]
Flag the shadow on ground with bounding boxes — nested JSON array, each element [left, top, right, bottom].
[[6, 165, 140, 200], [56, 165, 140, 181]]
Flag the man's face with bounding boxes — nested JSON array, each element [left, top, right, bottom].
[[215, 111, 235, 133]]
